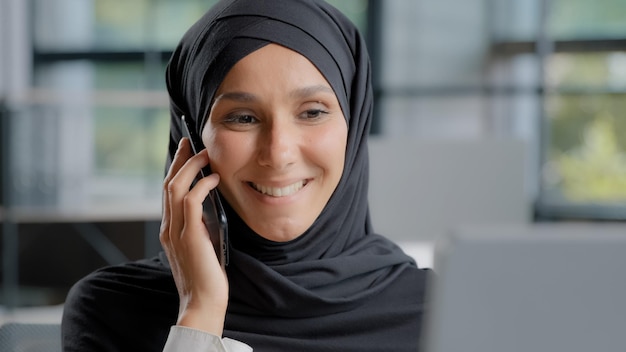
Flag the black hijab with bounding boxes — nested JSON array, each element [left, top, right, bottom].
[[62, 1, 430, 351]]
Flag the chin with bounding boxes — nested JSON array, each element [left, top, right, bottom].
[[250, 218, 311, 243]]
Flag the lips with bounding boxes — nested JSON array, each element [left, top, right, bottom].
[[250, 180, 307, 197]]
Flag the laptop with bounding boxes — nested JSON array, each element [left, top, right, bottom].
[[422, 224, 626, 352]]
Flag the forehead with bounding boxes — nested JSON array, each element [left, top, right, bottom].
[[215, 44, 336, 96]]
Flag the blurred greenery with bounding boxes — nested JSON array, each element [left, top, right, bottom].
[[94, 0, 215, 50], [544, 1, 626, 206], [551, 0, 626, 39], [547, 92, 626, 203], [94, 62, 164, 90], [547, 90, 626, 201], [94, 107, 169, 177], [88, 0, 212, 187], [554, 116, 626, 202], [548, 93, 626, 151]]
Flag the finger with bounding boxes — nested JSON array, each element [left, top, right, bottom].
[[167, 150, 212, 244], [169, 150, 211, 198], [182, 174, 224, 270], [183, 173, 221, 231], [161, 138, 194, 247], [161, 139, 190, 232], [165, 138, 193, 184]]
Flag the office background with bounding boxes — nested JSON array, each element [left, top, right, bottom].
[[1, 0, 625, 314]]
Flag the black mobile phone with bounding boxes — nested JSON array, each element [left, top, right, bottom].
[[181, 115, 229, 267]]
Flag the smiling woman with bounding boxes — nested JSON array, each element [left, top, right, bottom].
[[203, 44, 348, 242], [60, 1, 432, 351]]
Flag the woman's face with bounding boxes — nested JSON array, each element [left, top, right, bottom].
[[202, 44, 348, 242]]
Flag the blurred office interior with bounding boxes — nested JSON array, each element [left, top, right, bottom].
[[1, 0, 625, 322]]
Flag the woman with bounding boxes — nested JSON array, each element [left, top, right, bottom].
[[62, 0, 431, 351]]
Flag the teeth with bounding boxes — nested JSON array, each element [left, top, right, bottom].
[[252, 180, 305, 197]]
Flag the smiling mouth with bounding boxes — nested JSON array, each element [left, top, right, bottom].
[[249, 180, 308, 197]]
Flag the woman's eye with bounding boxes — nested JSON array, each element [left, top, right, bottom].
[[224, 113, 258, 125], [300, 109, 329, 120]]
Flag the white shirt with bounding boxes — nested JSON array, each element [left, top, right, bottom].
[[163, 326, 252, 352]]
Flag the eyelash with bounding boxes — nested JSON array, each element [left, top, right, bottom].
[[223, 113, 258, 125], [222, 109, 330, 125], [300, 109, 329, 120]]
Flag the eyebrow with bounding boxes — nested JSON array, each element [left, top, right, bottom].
[[213, 85, 335, 104], [289, 85, 335, 99], [213, 91, 258, 103]]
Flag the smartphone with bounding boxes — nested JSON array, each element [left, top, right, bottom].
[[181, 115, 229, 267]]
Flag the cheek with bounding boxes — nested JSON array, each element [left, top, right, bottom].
[[204, 132, 249, 206], [309, 124, 348, 180], [204, 130, 244, 177]]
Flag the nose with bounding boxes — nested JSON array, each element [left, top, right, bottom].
[[257, 118, 298, 170]]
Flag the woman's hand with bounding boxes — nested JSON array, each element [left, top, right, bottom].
[[160, 138, 229, 336]]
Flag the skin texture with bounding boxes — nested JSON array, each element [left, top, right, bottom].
[[160, 43, 348, 336]]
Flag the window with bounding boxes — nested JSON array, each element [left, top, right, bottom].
[[22, 0, 215, 208], [491, 0, 626, 219], [374, 0, 626, 221], [16, 0, 623, 219], [14, 0, 368, 210]]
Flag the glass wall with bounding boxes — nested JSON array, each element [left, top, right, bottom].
[[489, 0, 626, 219], [17, 0, 368, 210], [378, 0, 490, 139], [376, 0, 626, 220], [23, 0, 214, 208], [7, 0, 626, 218]]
